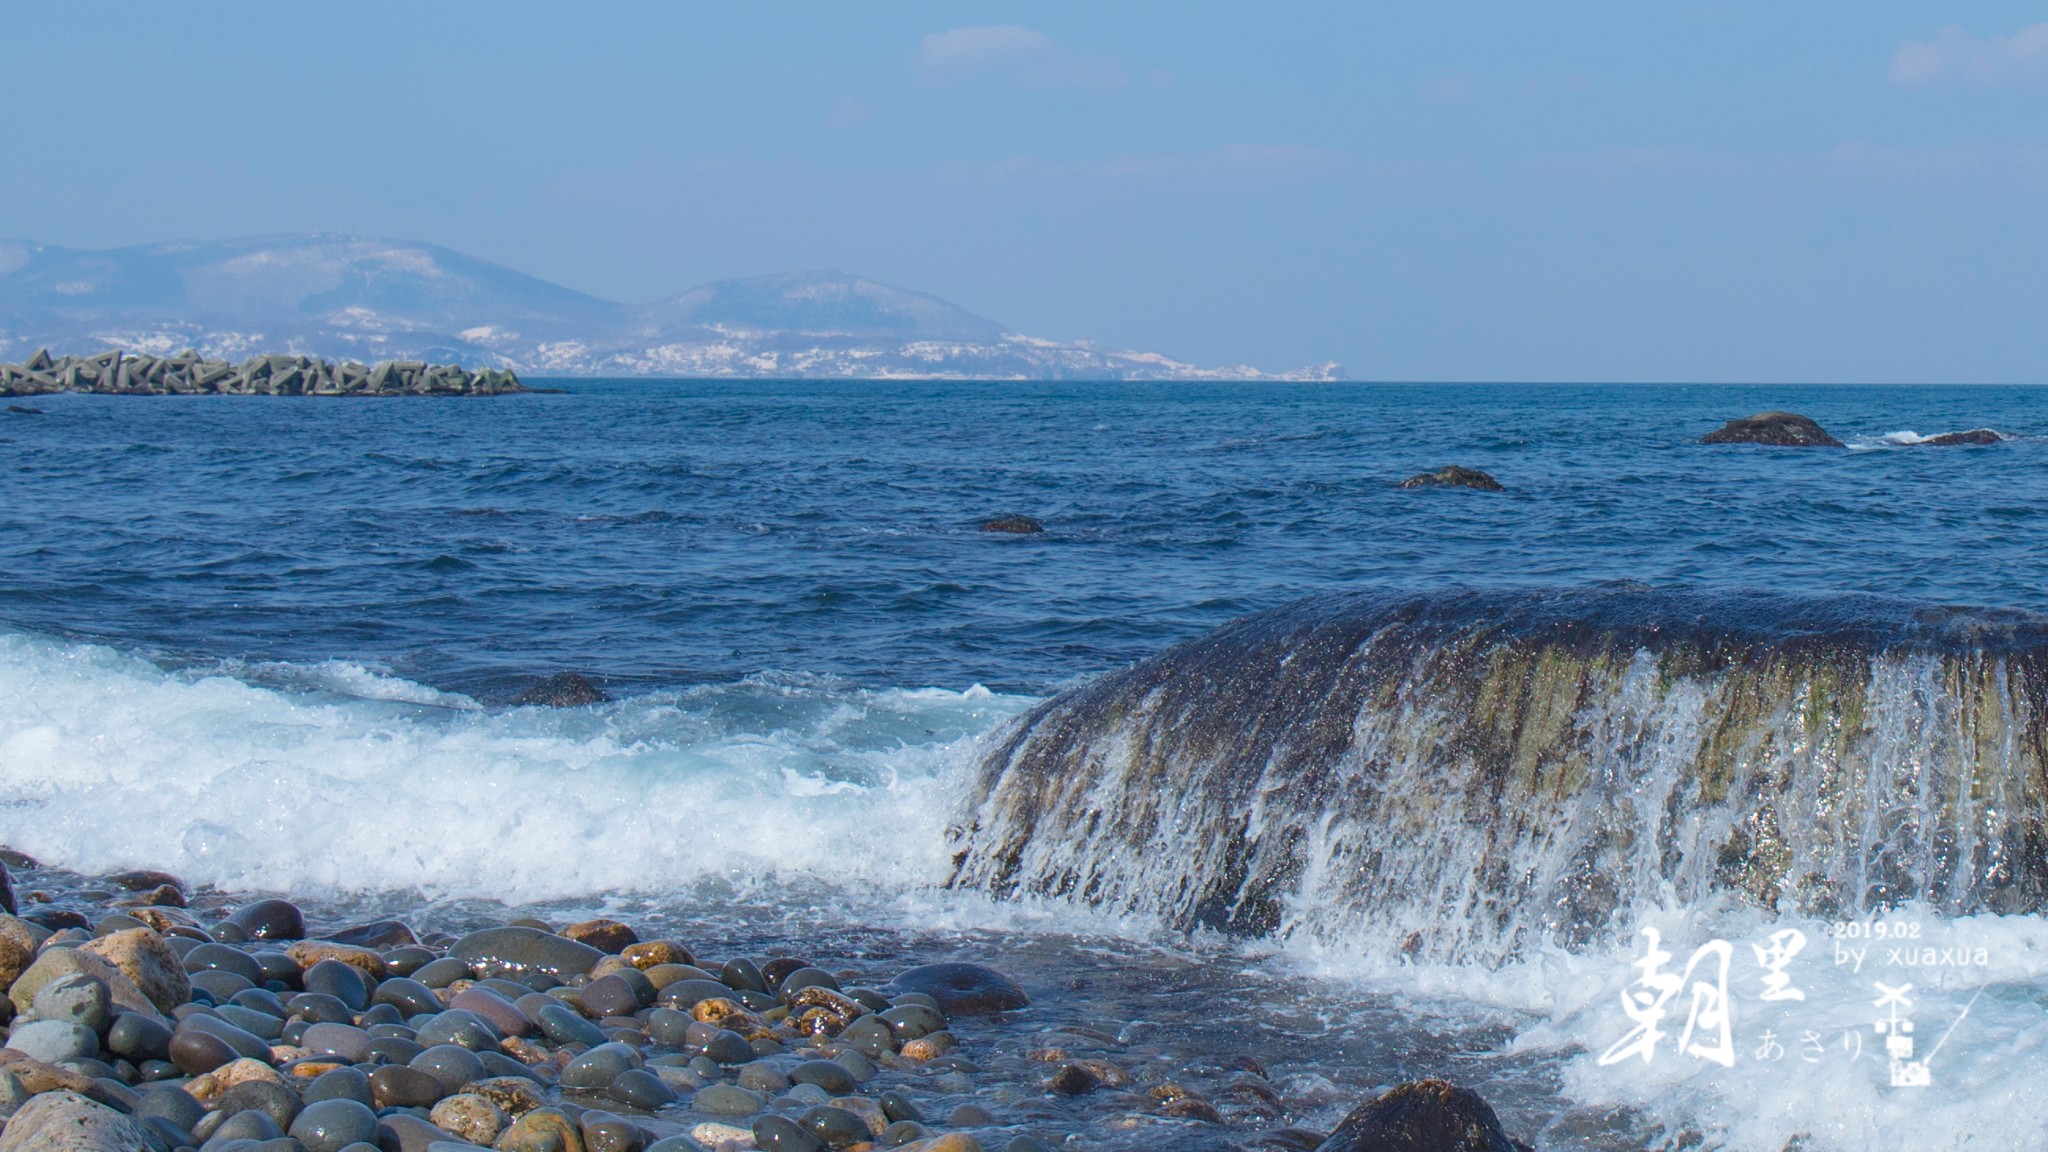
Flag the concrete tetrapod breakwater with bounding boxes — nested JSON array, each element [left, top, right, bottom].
[[0, 348, 525, 396]]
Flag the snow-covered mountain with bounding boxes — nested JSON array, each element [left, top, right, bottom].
[[0, 235, 1340, 381]]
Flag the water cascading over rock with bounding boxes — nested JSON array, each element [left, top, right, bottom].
[[947, 590, 2048, 962]]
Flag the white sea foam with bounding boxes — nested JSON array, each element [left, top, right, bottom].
[[0, 629, 1033, 902], [1276, 899, 2048, 1151]]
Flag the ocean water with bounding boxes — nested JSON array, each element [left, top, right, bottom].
[[3, 380, 2047, 1150]]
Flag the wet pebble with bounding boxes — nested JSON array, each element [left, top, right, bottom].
[[693, 1083, 768, 1116], [411, 1043, 488, 1094], [608, 1067, 677, 1109], [290, 1097, 380, 1152], [369, 1063, 447, 1108], [754, 1113, 825, 1152], [303, 958, 370, 1011], [226, 899, 306, 941], [370, 976, 441, 1018], [800, 1104, 871, 1148]]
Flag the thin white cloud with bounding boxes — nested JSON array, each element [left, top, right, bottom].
[[918, 25, 1126, 92], [1890, 23, 2048, 88]]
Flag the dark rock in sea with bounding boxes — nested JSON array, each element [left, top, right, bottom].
[[1699, 410, 1844, 447], [0, 857, 13, 916], [3, 404, 41, 414], [890, 962, 1029, 1015], [981, 515, 1045, 534], [227, 898, 306, 941], [515, 672, 609, 707], [1922, 428, 2003, 446], [1396, 466, 1504, 492], [1314, 1080, 1528, 1152]]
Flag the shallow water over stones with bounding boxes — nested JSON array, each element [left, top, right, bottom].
[[0, 857, 1615, 1152]]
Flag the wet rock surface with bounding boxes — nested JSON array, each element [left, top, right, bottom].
[[0, 348, 525, 397], [1920, 428, 2003, 446], [980, 515, 1045, 534], [1314, 1079, 1530, 1152], [515, 672, 610, 707], [1699, 410, 1844, 447]]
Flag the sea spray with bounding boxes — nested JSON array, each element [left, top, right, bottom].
[[0, 628, 1033, 899]]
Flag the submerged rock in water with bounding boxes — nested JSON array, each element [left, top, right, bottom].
[[1315, 1080, 1527, 1152], [1396, 466, 1503, 492], [1921, 428, 2003, 446], [1699, 410, 1843, 447], [981, 515, 1045, 534], [515, 672, 608, 707]]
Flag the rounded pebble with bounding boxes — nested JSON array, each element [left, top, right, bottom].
[[787, 1060, 856, 1095], [753, 1113, 825, 1152], [368, 1063, 446, 1108], [607, 1067, 677, 1110], [692, 1083, 768, 1116], [290, 1096, 380, 1152]]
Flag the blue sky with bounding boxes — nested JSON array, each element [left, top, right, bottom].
[[2, 3, 2044, 382]]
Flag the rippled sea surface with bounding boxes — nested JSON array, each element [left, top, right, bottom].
[[5, 381, 2047, 1150], [2, 380, 2043, 696]]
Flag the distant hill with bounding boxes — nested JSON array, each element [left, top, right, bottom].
[[0, 235, 1339, 381]]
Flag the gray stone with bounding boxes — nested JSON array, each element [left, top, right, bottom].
[[30, 974, 113, 1035], [450, 927, 602, 982], [5, 1018, 100, 1063], [691, 1084, 767, 1116]]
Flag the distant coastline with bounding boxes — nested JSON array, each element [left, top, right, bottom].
[[0, 235, 1341, 383]]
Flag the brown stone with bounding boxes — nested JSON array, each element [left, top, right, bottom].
[[0, 1049, 98, 1096], [497, 1106, 586, 1152], [9, 945, 158, 1019], [466, 1075, 549, 1117], [900, 1032, 956, 1061], [787, 986, 865, 1037], [0, 915, 35, 989], [562, 918, 638, 954], [620, 939, 693, 969], [285, 939, 388, 979], [430, 1092, 510, 1145], [183, 1057, 287, 1104], [79, 926, 191, 1013]]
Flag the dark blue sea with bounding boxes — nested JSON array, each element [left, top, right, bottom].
[[3, 380, 2044, 1150], [3, 381, 2041, 696]]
